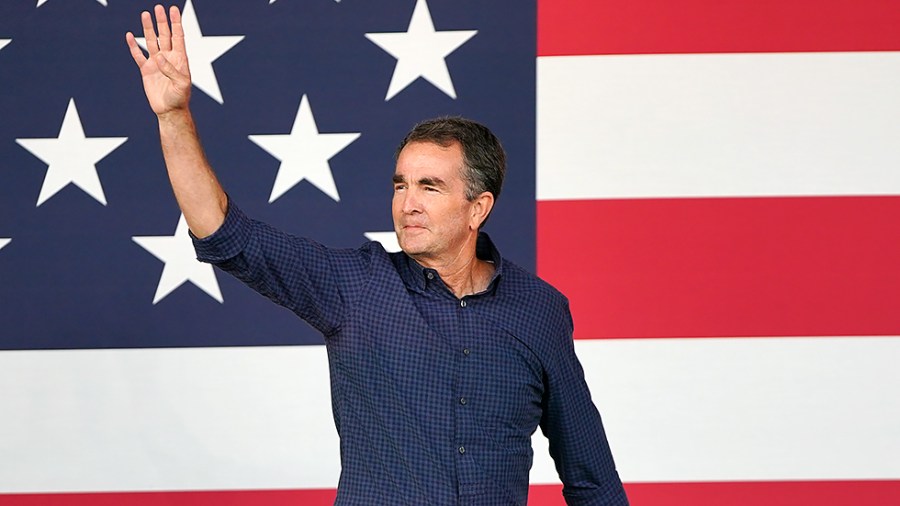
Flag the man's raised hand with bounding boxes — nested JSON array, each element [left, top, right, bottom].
[[126, 5, 191, 116]]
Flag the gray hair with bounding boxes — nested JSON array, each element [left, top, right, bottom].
[[396, 117, 507, 216]]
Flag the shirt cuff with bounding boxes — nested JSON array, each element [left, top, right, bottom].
[[190, 197, 253, 263]]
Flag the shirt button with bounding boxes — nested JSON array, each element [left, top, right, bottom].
[[458, 446, 466, 454], [460, 300, 467, 307], [459, 397, 467, 405], [426, 272, 434, 280], [463, 348, 470, 356]]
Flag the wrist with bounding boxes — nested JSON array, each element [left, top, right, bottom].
[[156, 108, 195, 137]]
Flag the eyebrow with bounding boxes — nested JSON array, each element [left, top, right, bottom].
[[418, 177, 447, 189], [392, 174, 448, 189]]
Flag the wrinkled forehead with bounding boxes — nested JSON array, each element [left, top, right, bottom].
[[394, 140, 465, 180]]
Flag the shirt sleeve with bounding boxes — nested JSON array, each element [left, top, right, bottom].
[[540, 300, 629, 506], [191, 198, 370, 336]]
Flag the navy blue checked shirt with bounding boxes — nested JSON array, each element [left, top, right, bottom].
[[193, 200, 628, 506]]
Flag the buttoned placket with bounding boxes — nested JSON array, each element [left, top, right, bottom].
[[423, 268, 472, 470], [457, 296, 471, 417], [456, 294, 468, 456], [420, 264, 485, 496], [454, 292, 482, 496]]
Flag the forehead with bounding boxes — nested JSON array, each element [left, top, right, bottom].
[[394, 141, 464, 180]]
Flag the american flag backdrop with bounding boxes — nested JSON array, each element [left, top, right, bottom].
[[1, 0, 899, 504]]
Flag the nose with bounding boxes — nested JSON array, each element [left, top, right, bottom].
[[399, 189, 421, 214]]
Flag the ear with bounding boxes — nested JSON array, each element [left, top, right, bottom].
[[469, 191, 495, 230]]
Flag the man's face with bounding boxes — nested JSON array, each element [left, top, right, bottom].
[[392, 141, 478, 262]]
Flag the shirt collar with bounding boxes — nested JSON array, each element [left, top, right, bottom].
[[401, 232, 503, 296]]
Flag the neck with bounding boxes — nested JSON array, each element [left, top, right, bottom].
[[413, 235, 494, 298], [437, 257, 495, 298]]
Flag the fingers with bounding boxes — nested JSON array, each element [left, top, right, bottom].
[[169, 6, 185, 53], [125, 31, 148, 67], [140, 9, 158, 55], [155, 4, 172, 52], [140, 5, 177, 54]]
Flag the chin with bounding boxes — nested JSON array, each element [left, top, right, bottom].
[[399, 241, 423, 255], [398, 232, 422, 251], [398, 238, 429, 257]]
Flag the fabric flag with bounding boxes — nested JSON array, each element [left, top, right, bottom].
[[536, 0, 900, 504], [0, 1, 898, 505]]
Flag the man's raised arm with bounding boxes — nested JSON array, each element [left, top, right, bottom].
[[126, 4, 226, 238]]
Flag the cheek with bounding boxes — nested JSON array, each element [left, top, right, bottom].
[[444, 203, 472, 231]]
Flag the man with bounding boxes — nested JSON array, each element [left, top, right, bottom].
[[126, 5, 627, 505]]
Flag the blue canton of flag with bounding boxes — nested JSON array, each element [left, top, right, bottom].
[[0, 0, 536, 351]]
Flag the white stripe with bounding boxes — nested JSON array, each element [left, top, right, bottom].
[[0, 346, 340, 493], [2, 337, 898, 493], [537, 52, 900, 200], [532, 337, 900, 483]]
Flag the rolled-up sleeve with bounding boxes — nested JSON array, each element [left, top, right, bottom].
[[192, 197, 254, 263]]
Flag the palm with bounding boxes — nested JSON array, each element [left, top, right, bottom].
[[126, 5, 192, 116], [140, 47, 190, 114]]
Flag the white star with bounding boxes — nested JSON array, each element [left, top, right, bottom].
[[364, 231, 401, 253], [133, 215, 224, 304], [249, 95, 360, 203], [16, 99, 127, 207], [0, 238, 10, 252], [137, 0, 244, 104], [365, 0, 477, 100], [0, 39, 10, 51], [37, 0, 106, 6]]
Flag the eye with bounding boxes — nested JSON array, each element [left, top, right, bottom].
[[393, 184, 407, 192], [425, 186, 439, 192]]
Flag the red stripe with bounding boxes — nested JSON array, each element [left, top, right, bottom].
[[0, 490, 336, 506], [537, 197, 900, 339], [539, 481, 900, 505], [3, 482, 899, 505], [538, 0, 900, 56]]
